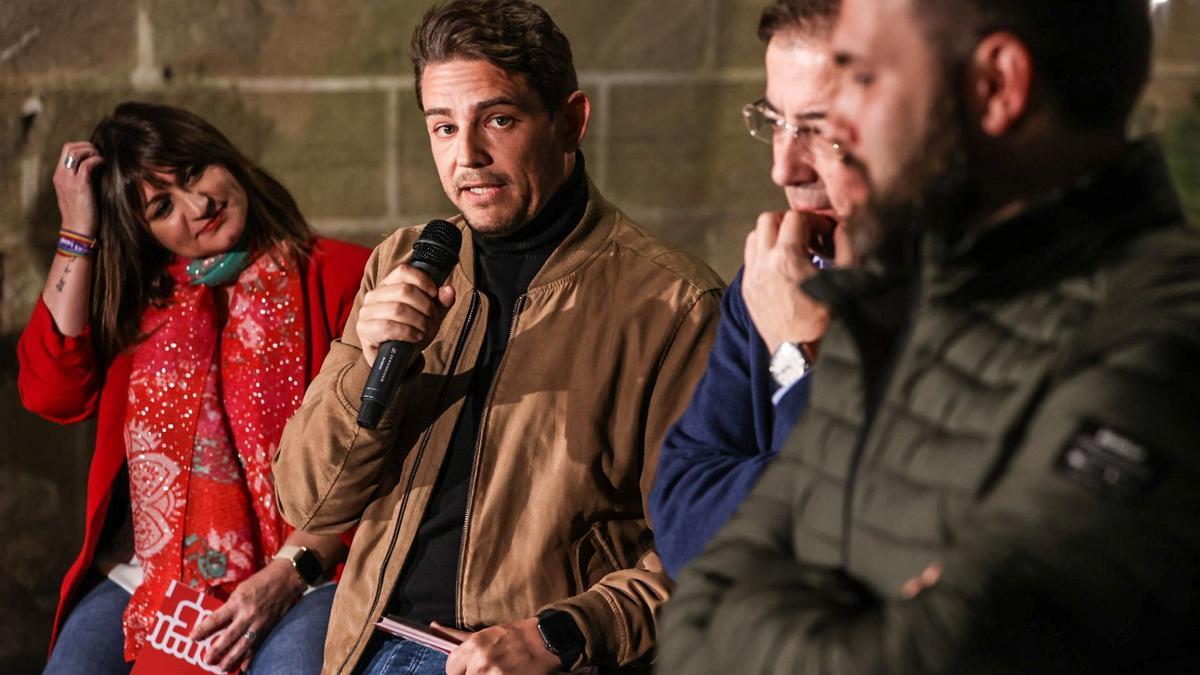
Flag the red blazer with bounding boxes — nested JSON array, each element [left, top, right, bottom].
[[16, 237, 370, 653]]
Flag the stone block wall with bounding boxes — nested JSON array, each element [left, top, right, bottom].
[[1147, 1, 1200, 221], [0, 0, 1198, 670]]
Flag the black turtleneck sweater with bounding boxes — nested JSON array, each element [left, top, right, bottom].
[[388, 155, 589, 626]]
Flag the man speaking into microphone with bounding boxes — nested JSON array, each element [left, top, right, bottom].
[[273, 2, 722, 674]]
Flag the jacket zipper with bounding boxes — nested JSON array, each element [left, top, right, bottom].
[[338, 290, 482, 674], [455, 293, 525, 628]]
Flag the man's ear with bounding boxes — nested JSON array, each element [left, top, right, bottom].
[[966, 32, 1033, 137], [559, 90, 591, 151]]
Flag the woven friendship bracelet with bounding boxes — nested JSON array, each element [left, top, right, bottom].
[[57, 232, 96, 258], [60, 228, 97, 246]]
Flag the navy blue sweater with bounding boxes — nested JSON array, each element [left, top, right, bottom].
[[649, 268, 810, 578]]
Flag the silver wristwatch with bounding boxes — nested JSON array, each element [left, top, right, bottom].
[[769, 341, 811, 389]]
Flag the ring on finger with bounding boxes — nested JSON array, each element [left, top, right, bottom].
[[242, 628, 258, 642], [64, 155, 78, 170]]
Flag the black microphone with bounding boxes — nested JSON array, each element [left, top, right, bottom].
[[357, 219, 462, 429]]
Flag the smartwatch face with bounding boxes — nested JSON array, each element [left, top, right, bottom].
[[294, 549, 323, 585], [538, 610, 583, 667]]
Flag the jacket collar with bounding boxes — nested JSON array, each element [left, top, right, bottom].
[[926, 139, 1186, 302], [451, 175, 618, 291]]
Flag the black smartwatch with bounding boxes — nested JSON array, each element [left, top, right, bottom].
[[273, 545, 324, 586], [536, 609, 585, 671]]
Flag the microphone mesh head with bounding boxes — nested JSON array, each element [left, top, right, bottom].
[[411, 219, 462, 273]]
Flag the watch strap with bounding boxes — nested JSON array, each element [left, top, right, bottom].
[[537, 609, 584, 671]]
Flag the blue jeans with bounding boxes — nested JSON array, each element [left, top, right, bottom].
[[248, 583, 336, 675], [44, 578, 131, 675], [355, 634, 449, 675], [45, 579, 336, 675]]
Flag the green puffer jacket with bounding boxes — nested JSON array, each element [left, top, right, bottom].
[[659, 142, 1200, 674]]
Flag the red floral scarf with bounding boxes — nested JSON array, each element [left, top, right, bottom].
[[121, 248, 306, 659]]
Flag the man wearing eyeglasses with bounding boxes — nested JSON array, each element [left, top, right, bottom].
[[649, 0, 863, 578]]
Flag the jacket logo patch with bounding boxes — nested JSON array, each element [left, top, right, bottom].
[[1056, 422, 1162, 502]]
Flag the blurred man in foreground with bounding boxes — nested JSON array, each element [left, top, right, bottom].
[[661, 0, 1200, 671]]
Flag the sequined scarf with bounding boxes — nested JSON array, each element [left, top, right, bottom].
[[120, 247, 306, 660]]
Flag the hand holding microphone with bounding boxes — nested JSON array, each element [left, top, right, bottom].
[[356, 220, 462, 428], [356, 266, 456, 366]]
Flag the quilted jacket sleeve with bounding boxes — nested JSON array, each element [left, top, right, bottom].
[[659, 333, 1200, 674]]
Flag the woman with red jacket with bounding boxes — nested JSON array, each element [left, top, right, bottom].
[[19, 102, 370, 674]]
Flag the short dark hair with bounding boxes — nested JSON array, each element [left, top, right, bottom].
[[410, 0, 578, 113], [913, 0, 1152, 132], [758, 0, 841, 43]]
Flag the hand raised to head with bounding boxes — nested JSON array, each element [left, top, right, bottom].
[[53, 141, 104, 236]]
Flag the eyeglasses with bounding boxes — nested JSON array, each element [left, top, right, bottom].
[[741, 98, 842, 156]]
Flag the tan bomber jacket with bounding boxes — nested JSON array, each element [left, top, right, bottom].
[[273, 183, 723, 674]]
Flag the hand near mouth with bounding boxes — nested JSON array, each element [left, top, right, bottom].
[[742, 209, 835, 355]]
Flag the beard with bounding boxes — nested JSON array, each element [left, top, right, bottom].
[[843, 66, 980, 267]]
